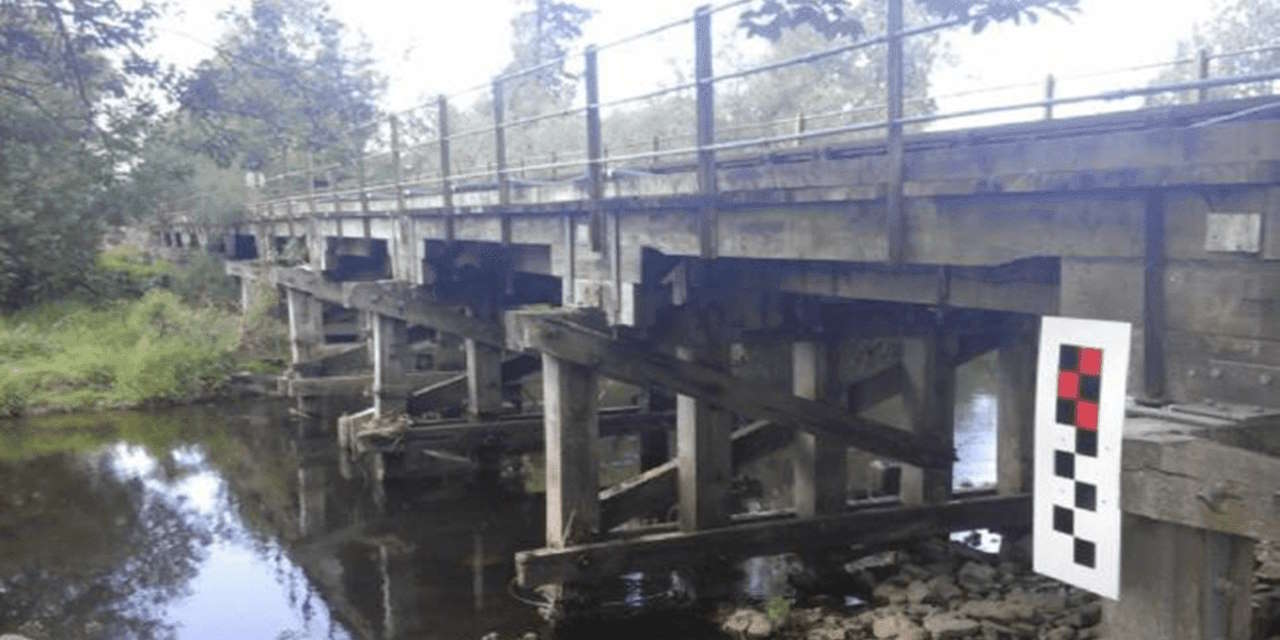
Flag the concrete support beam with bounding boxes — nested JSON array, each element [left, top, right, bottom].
[[792, 340, 846, 518], [542, 353, 601, 548], [372, 312, 410, 417], [465, 339, 504, 417], [286, 288, 325, 366], [676, 333, 734, 532], [900, 328, 956, 506], [238, 276, 254, 313], [675, 320, 737, 529], [997, 322, 1038, 495], [1104, 515, 1254, 640]]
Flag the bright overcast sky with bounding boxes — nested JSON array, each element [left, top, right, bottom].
[[151, 0, 1222, 122]]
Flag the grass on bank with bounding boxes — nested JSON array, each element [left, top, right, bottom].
[[0, 248, 287, 417]]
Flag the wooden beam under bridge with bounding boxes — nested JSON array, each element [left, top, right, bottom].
[[407, 354, 541, 415], [357, 407, 675, 454], [248, 265, 955, 469], [600, 419, 792, 530], [516, 493, 1031, 587], [505, 309, 954, 470], [231, 264, 508, 348]]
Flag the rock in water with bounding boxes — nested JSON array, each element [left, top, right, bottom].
[[956, 561, 998, 593], [872, 613, 925, 639], [922, 612, 980, 639], [721, 608, 774, 640]]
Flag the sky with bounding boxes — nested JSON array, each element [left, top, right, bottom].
[[149, 0, 1224, 124]]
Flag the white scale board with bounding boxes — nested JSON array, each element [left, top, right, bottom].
[[1033, 316, 1130, 600]]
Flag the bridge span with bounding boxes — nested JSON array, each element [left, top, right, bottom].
[[154, 3, 1280, 636]]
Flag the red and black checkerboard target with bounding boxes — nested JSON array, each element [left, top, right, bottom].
[[1034, 317, 1128, 599], [1051, 344, 1102, 569]]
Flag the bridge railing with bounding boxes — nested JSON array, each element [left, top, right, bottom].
[[162, 1, 1280, 224]]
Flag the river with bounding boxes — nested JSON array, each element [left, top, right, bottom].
[[0, 358, 997, 639]]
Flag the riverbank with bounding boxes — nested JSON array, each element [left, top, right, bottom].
[[0, 248, 286, 418]]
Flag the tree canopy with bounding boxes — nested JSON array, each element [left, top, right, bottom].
[[0, 0, 166, 307], [1148, 0, 1280, 103], [739, 0, 1079, 41]]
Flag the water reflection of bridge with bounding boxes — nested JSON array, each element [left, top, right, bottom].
[[214, 404, 551, 640]]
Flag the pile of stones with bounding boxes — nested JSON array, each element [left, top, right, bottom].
[[719, 541, 1102, 640]]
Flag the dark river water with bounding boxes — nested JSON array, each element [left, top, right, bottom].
[[0, 359, 998, 640]]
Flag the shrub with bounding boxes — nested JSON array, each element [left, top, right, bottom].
[[0, 289, 247, 415], [168, 252, 239, 308], [238, 280, 288, 366], [91, 247, 173, 299], [0, 374, 31, 417]]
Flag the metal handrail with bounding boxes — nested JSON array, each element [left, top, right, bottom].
[[172, 0, 1280, 220]]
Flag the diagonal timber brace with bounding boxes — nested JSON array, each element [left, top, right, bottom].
[[407, 354, 541, 415], [599, 419, 794, 530], [506, 310, 954, 469]]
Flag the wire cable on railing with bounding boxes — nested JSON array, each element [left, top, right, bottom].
[[234, 4, 1280, 213], [592, 80, 699, 111], [1210, 43, 1280, 62]]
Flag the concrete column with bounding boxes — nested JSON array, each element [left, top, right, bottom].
[[238, 277, 254, 313], [372, 313, 410, 417], [677, 332, 734, 531], [997, 323, 1039, 495], [465, 339, 503, 418], [900, 329, 956, 506], [637, 387, 670, 471], [792, 340, 846, 517], [542, 353, 600, 548], [1104, 515, 1254, 639], [435, 332, 466, 371], [285, 288, 324, 366]]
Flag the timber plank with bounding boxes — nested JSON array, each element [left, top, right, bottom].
[[516, 494, 1031, 587]]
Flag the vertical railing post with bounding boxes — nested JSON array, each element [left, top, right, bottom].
[[326, 168, 338, 213], [356, 142, 371, 214], [585, 45, 604, 251], [694, 4, 717, 259], [1044, 73, 1056, 120], [437, 94, 455, 241], [884, 0, 906, 264], [1197, 48, 1211, 103], [492, 78, 510, 206], [794, 110, 806, 147], [389, 116, 407, 213], [306, 150, 318, 215], [651, 135, 660, 167]]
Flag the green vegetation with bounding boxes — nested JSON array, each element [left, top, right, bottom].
[[0, 248, 286, 418]]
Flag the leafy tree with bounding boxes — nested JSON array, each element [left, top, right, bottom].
[[174, 0, 385, 178], [1148, 0, 1280, 103], [123, 0, 387, 226], [740, 0, 1080, 41], [717, 1, 942, 145], [0, 0, 165, 308], [507, 0, 595, 104]]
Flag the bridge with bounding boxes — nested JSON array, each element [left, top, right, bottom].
[[155, 2, 1280, 637]]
